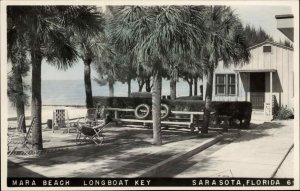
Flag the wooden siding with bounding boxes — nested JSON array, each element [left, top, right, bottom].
[[202, 42, 294, 109]]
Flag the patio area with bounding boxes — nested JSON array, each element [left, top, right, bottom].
[[7, 123, 227, 178], [7, 119, 293, 178]]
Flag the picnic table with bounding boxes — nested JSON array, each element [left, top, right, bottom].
[[104, 107, 216, 132]]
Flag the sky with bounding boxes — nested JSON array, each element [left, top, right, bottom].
[[41, 5, 293, 81]]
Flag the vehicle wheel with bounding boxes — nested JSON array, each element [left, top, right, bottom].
[[135, 104, 151, 119], [161, 104, 170, 120]]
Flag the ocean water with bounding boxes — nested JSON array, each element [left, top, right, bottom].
[[41, 79, 192, 105], [8, 79, 193, 117]]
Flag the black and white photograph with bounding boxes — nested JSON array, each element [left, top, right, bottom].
[[1, 0, 299, 190]]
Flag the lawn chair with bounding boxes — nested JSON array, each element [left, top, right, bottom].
[[85, 108, 98, 126], [52, 109, 74, 133], [76, 115, 112, 146], [8, 117, 36, 156]]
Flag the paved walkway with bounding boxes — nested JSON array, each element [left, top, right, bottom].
[[8, 124, 221, 178], [154, 120, 294, 178]]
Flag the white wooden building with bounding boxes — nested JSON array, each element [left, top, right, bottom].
[[202, 40, 294, 119]]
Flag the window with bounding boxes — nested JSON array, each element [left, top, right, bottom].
[[216, 75, 226, 95], [228, 74, 236, 95], [216, 74, 236, 96], [263, 46, 272, 53]]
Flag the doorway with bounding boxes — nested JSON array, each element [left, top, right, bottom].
[[250, 73, 265, 109]]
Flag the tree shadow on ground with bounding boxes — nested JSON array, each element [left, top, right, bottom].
[[8, 161, 45, 178], [7, 125, 200, 170], [7, 121, 290, 178], [235, 122, 286, 142]]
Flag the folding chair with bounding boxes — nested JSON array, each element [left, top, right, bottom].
[[8, 117, 36, 156], [8, 114, 25, 149], [75, 115, 112, 146], [52, 109, 72, 133]]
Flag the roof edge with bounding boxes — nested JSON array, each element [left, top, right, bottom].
[[247, 40, 293, 51], [275, 14, 294, 19]]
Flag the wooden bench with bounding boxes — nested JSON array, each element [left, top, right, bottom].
[[208, 114, 232, 132], [218, 115, 232, 132]]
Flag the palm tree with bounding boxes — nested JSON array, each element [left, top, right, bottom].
[[194, 77, 198, 96], [179, 59, 203, 97], [142, 7, 207, 144], [8, 6, 105, 151], [201, 6, 250, 133], [166, 6, 206, 100], [93, 37, 118, 97], [7, 27, 30, 133], [137, 67, 152, 92], [109, 6, 206, 144], [115, 53, 137, 96], [167, 63, 179, 100], [109, 6, 207, 144], [74, 11, 105, 107]]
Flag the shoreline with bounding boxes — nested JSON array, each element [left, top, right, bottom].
[[7, 105, 88, 128], [42, 104, 86, 107]]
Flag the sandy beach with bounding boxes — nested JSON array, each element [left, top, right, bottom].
[[8, 106, 88, 128]]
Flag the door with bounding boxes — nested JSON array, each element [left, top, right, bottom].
[[250, 73, 265, 109]]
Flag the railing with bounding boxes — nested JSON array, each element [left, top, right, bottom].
[[105, 107, 215, 132], [250, 92, 265, 109]]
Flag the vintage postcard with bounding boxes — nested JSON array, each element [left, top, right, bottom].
[[1, 0, 299, 190]]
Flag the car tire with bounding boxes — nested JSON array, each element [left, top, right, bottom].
[[135, 104, 151, 119], [161, 104, 170, 120]]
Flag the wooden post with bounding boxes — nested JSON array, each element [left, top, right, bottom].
[[270, 72, 273, 115], [223, 116, 229, 132], [52, 111, 54, 133], [235, 72, 238, 101], [190, 114, 194, 132], [245, 73, 248, 101], [114, 111, 118, 119]]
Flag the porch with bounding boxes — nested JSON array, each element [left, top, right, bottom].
[[235, 69, 277, 121]]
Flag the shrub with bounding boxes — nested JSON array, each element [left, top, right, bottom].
[[212, 102, 252, 129], [94, 96, 152, 109], [176, 96, 203, 100], [93, 96, 252, 128], [130, 92, 152, 98], [274, 106, 294, 120]]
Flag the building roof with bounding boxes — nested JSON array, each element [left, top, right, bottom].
[[275, 14, 294, 42], [234, 69, 277, 73], [248, 40, 293, 51]]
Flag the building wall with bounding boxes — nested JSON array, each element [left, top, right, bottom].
[[202, 42, 294, 109]]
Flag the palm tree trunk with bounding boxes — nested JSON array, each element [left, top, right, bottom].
[[145, 77, 152, 92], [194, 77, 198, 96], [152, 64, 162, 145], [170, 78, 176, 100], [127, 78, 131, 97], [31, 50, 43, 151], [188, 78, 193, 96], [138, 78, 145, 92], [14, 67, 26, 133], [109, 81, 114, 97], [203, 66, 214, 134], [16, 101, 26, 133], [84, 58, 94, 108]]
